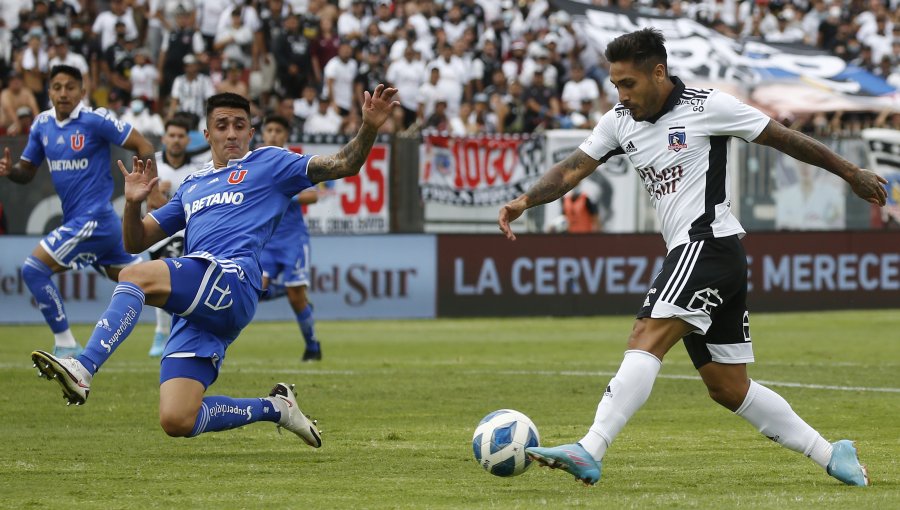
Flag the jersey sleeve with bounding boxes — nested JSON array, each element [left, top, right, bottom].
[[704, 90, 771, 142], [148, 186, 187, 236], [92, 109, 134, 146], [269, 148, 314, 197], [578, 109, 622, 162], [20, 119, 44, 165]]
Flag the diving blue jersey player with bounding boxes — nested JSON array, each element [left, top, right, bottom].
[[30, 87, 399, 443], [0, 65, 157, 357], [258, 115, 322, 362]]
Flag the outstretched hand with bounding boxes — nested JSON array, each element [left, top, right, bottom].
[[118, 156, 159, 204], [498, 198, 527, 241], [0, 147, 11, 178], [361, 84, 400, 130], [850, 169, 888, 207]]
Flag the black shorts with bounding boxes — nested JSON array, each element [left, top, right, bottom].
[[149, 234, 185, 261], [637, 235, 753, 369]]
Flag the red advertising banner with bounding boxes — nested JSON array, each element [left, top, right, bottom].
[[437, 232, 900, 317]]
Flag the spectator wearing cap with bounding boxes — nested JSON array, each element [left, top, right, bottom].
[[443, 3, 468, 45], [561, 62, 599, 114], [214, 7, 254, 71], [1, 72, 39, 135], [103, 24, 140, 104], [216, 59, 249, 99], [427, 43, 466, 117], [158, 4, 204, 100], [522, 69, 560, 133], [386, 44, 426, 128], [338, 0, 371, 44], [374, 0, 400, 38], [323, 40, 358, 116], [19, 28, 49, 108], [130, 48, 158, 104], [92, 0, 139, 52], [273, 14, 313, 98], [468, 92, 498, 133], [169, 54, 215, 122], [303, 94, 342, 134], [501, 39, 527, 85], [12, 104, 34, 134]]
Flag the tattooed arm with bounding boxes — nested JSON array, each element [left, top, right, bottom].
[[498, 148, 600, 240], [306, 84, 399, 183], [753, 119, 887, 206]]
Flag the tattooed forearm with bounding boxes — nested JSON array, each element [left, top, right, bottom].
[[524, 150, 598, 207], [307, 124, 378, 182], [755, 120, 856, 181]]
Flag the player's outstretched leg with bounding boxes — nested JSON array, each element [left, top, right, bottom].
[[31, 282, 145, 404], [149, 308, 171, 357], [179, 382, 322, 447], [733, 380, 868, 486], [526, 443, 601, 486], [22, 256, 84, 357]]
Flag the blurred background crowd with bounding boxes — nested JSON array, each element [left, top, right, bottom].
[[0, 0, 898, 140]]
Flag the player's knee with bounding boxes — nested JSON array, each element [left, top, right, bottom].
[[117, 264, 158, 293], [159, 410, 196, 437], [706, 383, 747, 411]]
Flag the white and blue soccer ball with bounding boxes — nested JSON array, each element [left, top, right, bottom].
[[472, 409, 540, 477]]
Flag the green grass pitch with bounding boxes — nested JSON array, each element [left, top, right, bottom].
[[1, 311, 898, 509]]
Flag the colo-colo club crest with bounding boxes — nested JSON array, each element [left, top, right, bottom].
[[667, 126, 687, 152]]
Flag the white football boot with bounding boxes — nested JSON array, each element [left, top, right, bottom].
[[268, 383, 322, 448], [31, 350, 92, 405]]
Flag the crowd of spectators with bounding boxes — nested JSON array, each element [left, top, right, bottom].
[[0, 0, 898, 140]]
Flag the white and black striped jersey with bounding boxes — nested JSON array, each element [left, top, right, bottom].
[[579, 77, 770, 251]]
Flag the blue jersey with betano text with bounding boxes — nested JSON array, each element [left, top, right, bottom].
[[149, 146, 315, 289], [21, 103, 133, 220]]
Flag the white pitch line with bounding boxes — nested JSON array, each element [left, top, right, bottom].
[[4, 363, 899, 394], [493, 370, 900, 394]]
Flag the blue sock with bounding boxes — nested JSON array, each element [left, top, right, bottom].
[[189, 395, 281, 437], [77, 282, 145, 374], [22, 256, 69, 333], [261, 282, 287, 301], [296, 304, 319, 349]]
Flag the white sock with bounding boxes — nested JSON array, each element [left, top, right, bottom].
[[735, 380, 833, 469], [579, 350, 662, 462], [155, 307, 171, 335], [53, 329, 77, 348]]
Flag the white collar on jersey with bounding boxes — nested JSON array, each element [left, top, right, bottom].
[[49, 101, 86, 128], [226, 151, 254, 167]]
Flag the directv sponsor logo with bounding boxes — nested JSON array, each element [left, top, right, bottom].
[[99, 306, 138, 353], [49, 158, 89, 171]]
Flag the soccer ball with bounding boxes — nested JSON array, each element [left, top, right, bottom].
[[472, 409, 540, 477]]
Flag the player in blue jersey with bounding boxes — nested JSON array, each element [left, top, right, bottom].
[[258, 115, 323, 362], [30, 87, 398, 444], [0, 65, 158, 358]]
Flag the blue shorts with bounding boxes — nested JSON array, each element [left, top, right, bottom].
[[160, 255, 260, 363], [159, 356, 220, 388], [260, 236, 310, 287], [39, 209, 141, 274]]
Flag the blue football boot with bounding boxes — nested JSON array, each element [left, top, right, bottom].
[[827, 440, 869, 486], [526, 443, 602, 486]]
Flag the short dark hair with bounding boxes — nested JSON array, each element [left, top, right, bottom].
[[205, 93, 251, 121], [604, 28, 667, 73], [49, 65, 83, 83], [164, 117, 191, 134], [262, 114, 291, 131]]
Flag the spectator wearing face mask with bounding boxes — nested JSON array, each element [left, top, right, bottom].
[[121, 98, 165, 136]]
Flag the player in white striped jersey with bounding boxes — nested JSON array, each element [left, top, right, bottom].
[[499, 28, 886, 487], [146, 117, 200, 357]]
